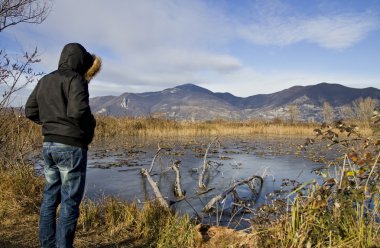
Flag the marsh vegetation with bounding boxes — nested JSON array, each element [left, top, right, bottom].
[[1, 112, 379, 247]]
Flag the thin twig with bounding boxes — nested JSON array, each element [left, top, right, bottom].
[[339, 154, 347, 189], [365, 151, 380, 191]]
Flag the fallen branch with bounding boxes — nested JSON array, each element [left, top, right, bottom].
[[202, 175, 264, 213], [141, 168, 169, 208]]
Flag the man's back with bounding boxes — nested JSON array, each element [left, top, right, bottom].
[[25, 43, 100, 149]]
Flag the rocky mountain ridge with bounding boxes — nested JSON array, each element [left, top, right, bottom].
[[90, 83, 380, 121]]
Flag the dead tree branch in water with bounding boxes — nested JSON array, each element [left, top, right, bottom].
[[141, 168, 169, 208], [147, 143, 172, 174], [171, 160, 185, 198], [202, 175, 264, 213], [198, 137, 220, 189], [148, 143, 163, 173]]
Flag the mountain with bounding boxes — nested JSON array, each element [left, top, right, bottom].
[[90, 83, 380, 121]]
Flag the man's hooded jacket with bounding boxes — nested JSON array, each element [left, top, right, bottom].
[[25, 43, 101, 149]]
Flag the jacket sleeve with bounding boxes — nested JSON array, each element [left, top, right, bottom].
[[25, 83, 41, 124], [67, 76, 96, 144]]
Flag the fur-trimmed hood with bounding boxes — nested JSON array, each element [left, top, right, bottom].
[[58, 43, 101, 82], [84, 54, 101, 81]]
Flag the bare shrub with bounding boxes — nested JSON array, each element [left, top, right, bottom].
[[353, 97, 379, 124], [322, 101, 334, 123]]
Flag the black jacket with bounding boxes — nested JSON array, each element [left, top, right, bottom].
[[25, 43, 97, 149]]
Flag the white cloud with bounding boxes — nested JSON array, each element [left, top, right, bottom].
[[304, 14, 378, 49], [133, 48, 242, 73], [238, 9, 379, 49]]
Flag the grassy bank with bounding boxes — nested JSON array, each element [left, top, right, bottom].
[[0, 163, 197, 247]]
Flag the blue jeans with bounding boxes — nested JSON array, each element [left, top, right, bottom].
[[39, 142, 87, 248]]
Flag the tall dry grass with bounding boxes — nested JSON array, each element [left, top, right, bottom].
[[0, 162, 44, 216], [76, 198, 196, 247], [0, 110, 41, 164], [94, 116, 374, 140], [256, 179, 380, 247], [0, 110, 41, 219], [95, 116, 327, 140]]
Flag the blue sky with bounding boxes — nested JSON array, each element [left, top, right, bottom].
[[1, 0, 380, 103]]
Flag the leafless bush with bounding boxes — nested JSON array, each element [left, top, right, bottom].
[[0, 0, 51, 165], [353, 97, 379, 124]]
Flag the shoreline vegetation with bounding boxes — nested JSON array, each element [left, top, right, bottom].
[[93, 116, 375, 140], [0, 114, 379, 247]]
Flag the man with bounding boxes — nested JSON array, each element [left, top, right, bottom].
[[25, 43, 101, 247]]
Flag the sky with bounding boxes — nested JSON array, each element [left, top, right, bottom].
[[1, 0, 380, 104]]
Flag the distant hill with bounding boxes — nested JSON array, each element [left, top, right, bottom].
[[90, 83, 380, 121]]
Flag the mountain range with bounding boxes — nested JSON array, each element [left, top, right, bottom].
[[90, 83, 380, 121]]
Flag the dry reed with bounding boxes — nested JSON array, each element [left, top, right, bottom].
[[94, 116, 355, 140]]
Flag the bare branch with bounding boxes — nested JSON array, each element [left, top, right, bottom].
[[202, 175, 263, 213], [0, 0, 53, 32], [0, 47, 43, 108], [198, 137, 219, 189], [148, 143, 163, 174]]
